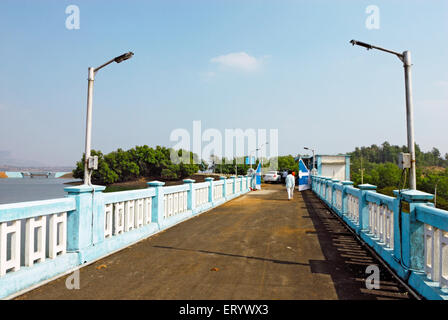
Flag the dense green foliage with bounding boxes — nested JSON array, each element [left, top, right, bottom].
[[349, 142, 448, 210], [73, 146, 202, 185]]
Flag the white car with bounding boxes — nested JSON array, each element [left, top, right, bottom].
[[263, 171, 281, 183]]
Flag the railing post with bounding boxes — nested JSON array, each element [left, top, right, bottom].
[[183, 179, 196, 210], [220, 176, 227, 198], [358, 184, 377, 232], [323, 177, 330, 204], [231, 176, 236, 194], [316, 177, 322, 198], [321, 177, 326, 199], [238, 175, 244, 194], [320, 177, 327, 200], [331, 179, 340, 210], [147, 181, 165, 225], [205, 177, 214, 203], [393, 190, 434, 270], [341, 181, 354, 216], [64, 185, 106, 256], [325, 177, 331, 201]]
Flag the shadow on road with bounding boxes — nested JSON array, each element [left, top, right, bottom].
[[153, 245, 310, 267], [301, 190, 412, 300]]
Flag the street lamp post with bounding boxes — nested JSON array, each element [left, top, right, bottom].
[[248, 142, 269, 170], [83, 52, 134, 185], [350, 40, 416, 190], [258, 142, 269, 169]]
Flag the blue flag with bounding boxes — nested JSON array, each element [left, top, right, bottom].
[[298, 158, 310, 191], [255, 162, 261, 190]]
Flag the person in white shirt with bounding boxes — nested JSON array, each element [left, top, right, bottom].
[[285, 170, 295, 200]]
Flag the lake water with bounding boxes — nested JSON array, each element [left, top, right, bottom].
[[0, 178, 82, 204]]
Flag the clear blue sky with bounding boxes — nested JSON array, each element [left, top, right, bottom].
[[0, 0, 447, 166]]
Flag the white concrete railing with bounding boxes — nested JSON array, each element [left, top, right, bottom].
[[346, 193, 359, 224], [0, 176, 252, 299], [312, 175, 448, 299], [194, 183, 210, 209], [163, 186, 188, 220], [326, 185, 332, 204], [242, 177, 247, 191], [0, 199, 74, 277], [103, 189, 155, 238], [368, 202, 394, 249], [334, 188, 342, 211], [235, 178, 241, 193], [424, 224, 448, 287], [213, 181, 224, 201], [226, 179, 234, 196]]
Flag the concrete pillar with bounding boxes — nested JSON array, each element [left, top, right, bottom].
[[64, 185, 106, 254], [220, 176, 227, 198], [331, 179, 340, 209], [183, 179, 196, 210], [147, 181, 165, 224], [393, 189, 434, 270], [205, 177, 214, 203]]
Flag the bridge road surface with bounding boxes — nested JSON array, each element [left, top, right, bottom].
[[17, 184, 412, 300]]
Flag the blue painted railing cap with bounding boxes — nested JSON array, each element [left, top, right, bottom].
[[64, 184, 106, 194], [238, 175, 244, 178], [358, 184, 377, 190], [219, 176, 227, 180], [182, 179, 196, 183], [204, 177, 214, 181], [331, 179, 340, 183], [393, 189, 434, 202], [147, 180, 165, 187], [341, 181, 354, 185], [230, 176, 236, 179]]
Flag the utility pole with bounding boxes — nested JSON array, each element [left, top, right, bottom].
[[435, 180, 438, 207], [360, 156, 365, 184]]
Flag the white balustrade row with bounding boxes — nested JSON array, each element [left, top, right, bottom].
[[164, 191, 188, 219], [0, 212, 67, 276], [424, 225, 448, 288], [346, 194, 359, 224], [195, 187, 209, 208], [104, 198, 152, 238], [367, 202, 394, 249], [213, 184, 223, 201]]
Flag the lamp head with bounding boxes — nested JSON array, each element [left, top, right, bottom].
[[350, 40, 372, 50], [114, 51, 134, 63]]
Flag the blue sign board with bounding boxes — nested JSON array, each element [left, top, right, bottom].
[[245, 156, 255, 165]]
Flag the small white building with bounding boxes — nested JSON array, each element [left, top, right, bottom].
[[316, 154, 351, 181]]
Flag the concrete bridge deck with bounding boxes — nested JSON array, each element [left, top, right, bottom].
[[17, 184, 412, 300]]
